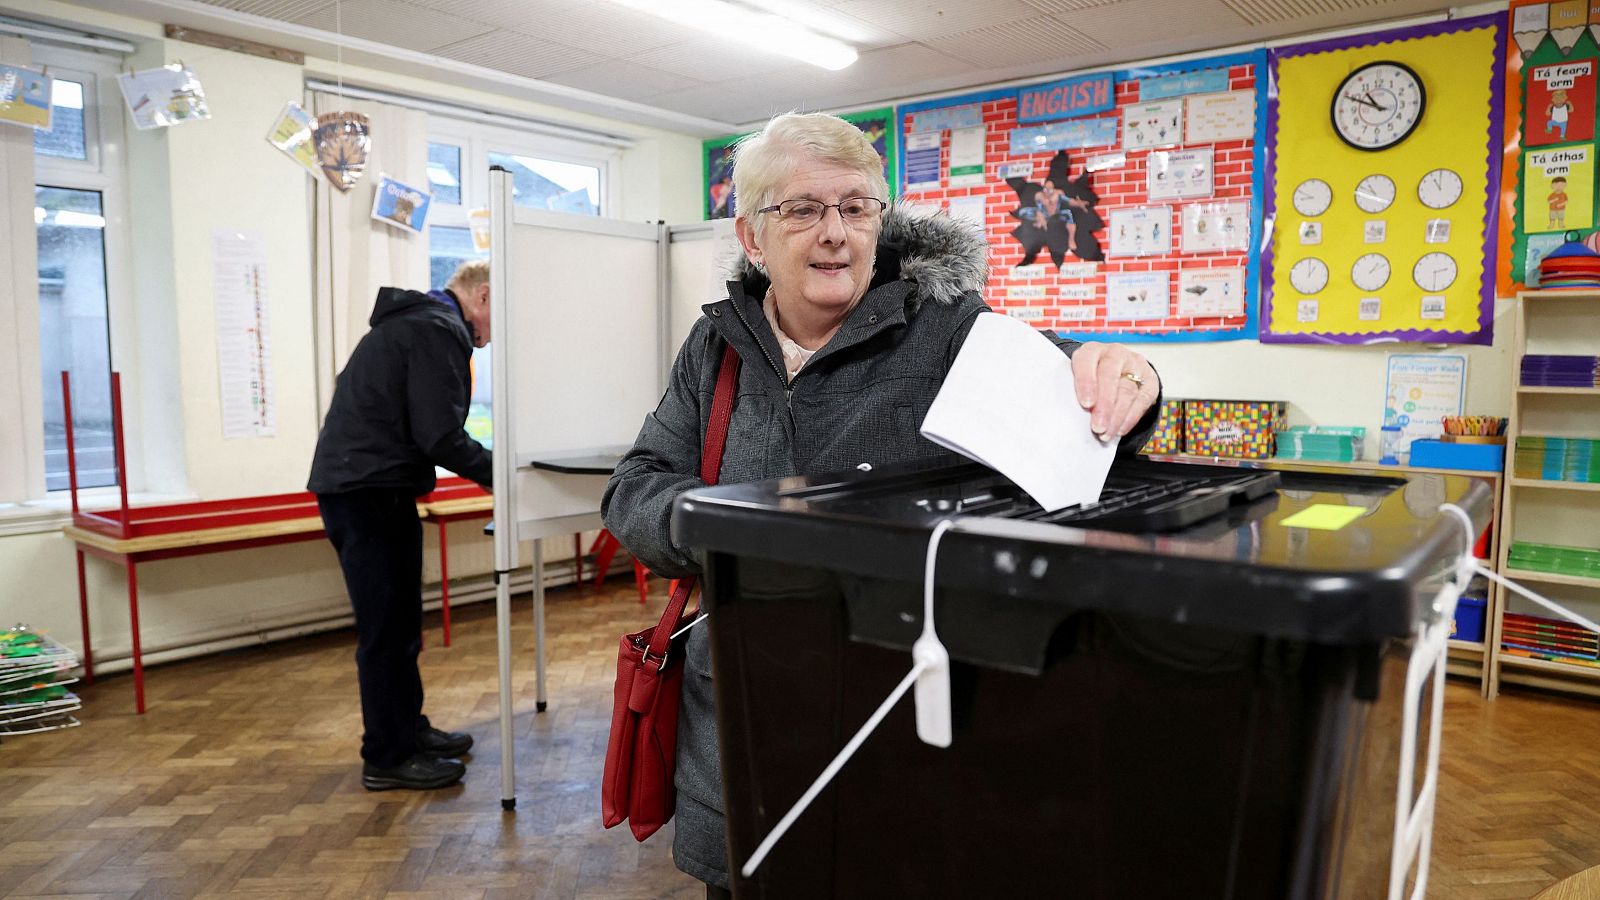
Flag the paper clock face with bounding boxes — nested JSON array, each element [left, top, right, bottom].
[[1290, 257, 1330, 294], [1292, 178, 1333, 216], [1331, 61, 1426, 151], [1417, 167, 1463, 209], [1354, 174, 1396, 213], [1412, 251, 1458, 291], [1351, 252, 1391, 291]]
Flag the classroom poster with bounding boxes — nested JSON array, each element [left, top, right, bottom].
[[1122, 100, 1182, 150], [1177, 268, 1245, 316], [701, 107, 898, 219], [1525, 60, 1597, 147], [212, 230, 275, 439], [1499, 0, 1600, 294], [1524, 146, 1595, 231], [948, 125, 986, 186], [0, 64, 52, 130], [898, 50, 1267, 342], [1264, 16, 1503, 344], [1383, 354, 1467, 456]]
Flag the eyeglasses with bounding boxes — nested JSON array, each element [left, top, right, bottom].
[[756, 197, 887, 228]]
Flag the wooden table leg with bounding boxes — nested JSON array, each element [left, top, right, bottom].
[[126, 557, 145, 714], [76, 549, 93, 684]]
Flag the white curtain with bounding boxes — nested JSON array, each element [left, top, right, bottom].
[[0, 37, 44, 501], [310, 90, 429, 418]]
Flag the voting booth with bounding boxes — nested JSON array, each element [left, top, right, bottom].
[[485, 169, 730, 806], [673, 460, 1491, 899]]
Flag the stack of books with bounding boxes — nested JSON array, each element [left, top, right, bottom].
[[1514, 435, 1600, 483], [1520, 355, 1600, 388], [1508, 541, 1600, 579], [0, 626, 81, 739], [1502, 612, 1600, 668], [1274, 425, 1364, 462], [1537, 239, 1600, 288]]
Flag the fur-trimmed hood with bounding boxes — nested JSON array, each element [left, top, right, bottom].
[[719, 203, 989, 310]]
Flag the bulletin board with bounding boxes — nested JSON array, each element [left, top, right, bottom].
[[702, 106, 898, 219], [1263, 15, 1505, 344], [1501, 0, 1600, 293], [896, 51, 1268, 343]]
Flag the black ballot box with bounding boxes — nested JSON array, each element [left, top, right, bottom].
[[671, 458, 1491, 900]]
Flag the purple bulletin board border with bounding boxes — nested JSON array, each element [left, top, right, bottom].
[[1261, 13, 1506, 345]]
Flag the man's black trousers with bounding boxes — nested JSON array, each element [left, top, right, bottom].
[[317, 488, 432, 768]]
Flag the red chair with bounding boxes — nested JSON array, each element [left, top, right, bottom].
[[589, 529, 652, 604]]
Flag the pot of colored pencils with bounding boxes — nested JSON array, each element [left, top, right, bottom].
[[1440, 415, 1508, 444]]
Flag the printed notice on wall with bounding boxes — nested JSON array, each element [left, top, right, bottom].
[[212, 229, 275, 439]]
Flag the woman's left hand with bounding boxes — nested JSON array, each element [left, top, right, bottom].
[[1070, 342, 1161, 438]]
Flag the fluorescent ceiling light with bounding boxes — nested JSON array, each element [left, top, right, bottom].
[[605, 0, 858, 70]]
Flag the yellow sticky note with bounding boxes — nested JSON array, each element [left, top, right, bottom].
[[1281, 504, 1367, 531]]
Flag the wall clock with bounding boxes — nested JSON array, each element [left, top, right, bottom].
[[1293, 178, 1333, 216], [1290, 257, 1330, 294], [1354, 174, 1396, 213], [1417, 168, 1462, 209], [1351, 252, 1391, 291], [1331, 61, 1426, 151], [1412, 251, 1458, 291]]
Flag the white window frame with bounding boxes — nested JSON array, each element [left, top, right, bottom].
[[427, 115, 621, 230], [16, 42, 136, 507]]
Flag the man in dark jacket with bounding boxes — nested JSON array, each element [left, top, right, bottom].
[[308, 259, 493, 791]]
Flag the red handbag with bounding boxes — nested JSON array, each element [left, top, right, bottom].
[[602, 342, 741, 841]]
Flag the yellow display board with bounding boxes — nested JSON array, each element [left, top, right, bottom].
[[1265, 17, 1503, 344]]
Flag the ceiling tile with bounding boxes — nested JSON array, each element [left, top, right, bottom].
[[923, 17, 1104, 67], [543, 60, 704, 101], [1057, 0, 1246, 50], [403, 0, 700, 56], [830, 0, 1042, 41], [1021, 0, 1130, 10], [1222, 0, 1402, 25], [291, 0, 494, 53], [428, 29, 599, 80], [199, 0, 334, 19]]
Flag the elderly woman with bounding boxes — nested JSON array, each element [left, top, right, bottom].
[[602, 112, 1161, 895]]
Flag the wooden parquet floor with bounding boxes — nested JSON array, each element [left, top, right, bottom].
[[3, 577, 1599, 899]]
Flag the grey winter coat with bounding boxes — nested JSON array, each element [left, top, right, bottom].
[[601, 207, 1157, 888]]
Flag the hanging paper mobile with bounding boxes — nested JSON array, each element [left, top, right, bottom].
[[314, 111, 370, 192]]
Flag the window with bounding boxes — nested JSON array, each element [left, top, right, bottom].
[[426, 118, 618, 451], [26, 46, 127, 500]]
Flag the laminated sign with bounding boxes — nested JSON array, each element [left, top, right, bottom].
[[315, 111, 370, 192]]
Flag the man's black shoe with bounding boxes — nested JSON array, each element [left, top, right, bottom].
[[417, 726, 473, 757], [362, 754, 465, 791]]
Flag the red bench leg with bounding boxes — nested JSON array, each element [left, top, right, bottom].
[[592, 531, 620, 588], [438, 521, 452, 648], [76, 549, 93, 684], [574, 533, 583, 587], [633, 559, 649, 604], [127, 557, 145, 714]]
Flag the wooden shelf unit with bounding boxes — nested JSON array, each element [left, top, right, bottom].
[[1491, 290, 1600, 698]]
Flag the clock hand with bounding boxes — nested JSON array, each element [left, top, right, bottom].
[[1344, 92, 1382, 110], [1363, 91, 1389, 111]]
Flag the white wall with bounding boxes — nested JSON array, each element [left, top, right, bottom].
[[0, 0, 704, 671], [1149, 299, 1515, 456]]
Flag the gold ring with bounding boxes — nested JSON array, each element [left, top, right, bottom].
[[1120, 371, 1145, 388]]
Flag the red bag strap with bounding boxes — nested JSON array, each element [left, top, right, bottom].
[[644, 342, 741, 665]]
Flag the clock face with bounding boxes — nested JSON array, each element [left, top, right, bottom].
[[1412, 251, 1458, 292], [1418, 168, 1463, 209], [1351, 252, 1391, 291], [1293, 178, 1333, 217], [1332, 61, 1426, 151], [1354, 174, 1396, 214], [1290, 257, 1330, 295]]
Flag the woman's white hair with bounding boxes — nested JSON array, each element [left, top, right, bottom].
[[732, 111, 889, 238]]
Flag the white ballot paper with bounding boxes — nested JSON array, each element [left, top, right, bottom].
[[920, 312, 1116, 512]]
